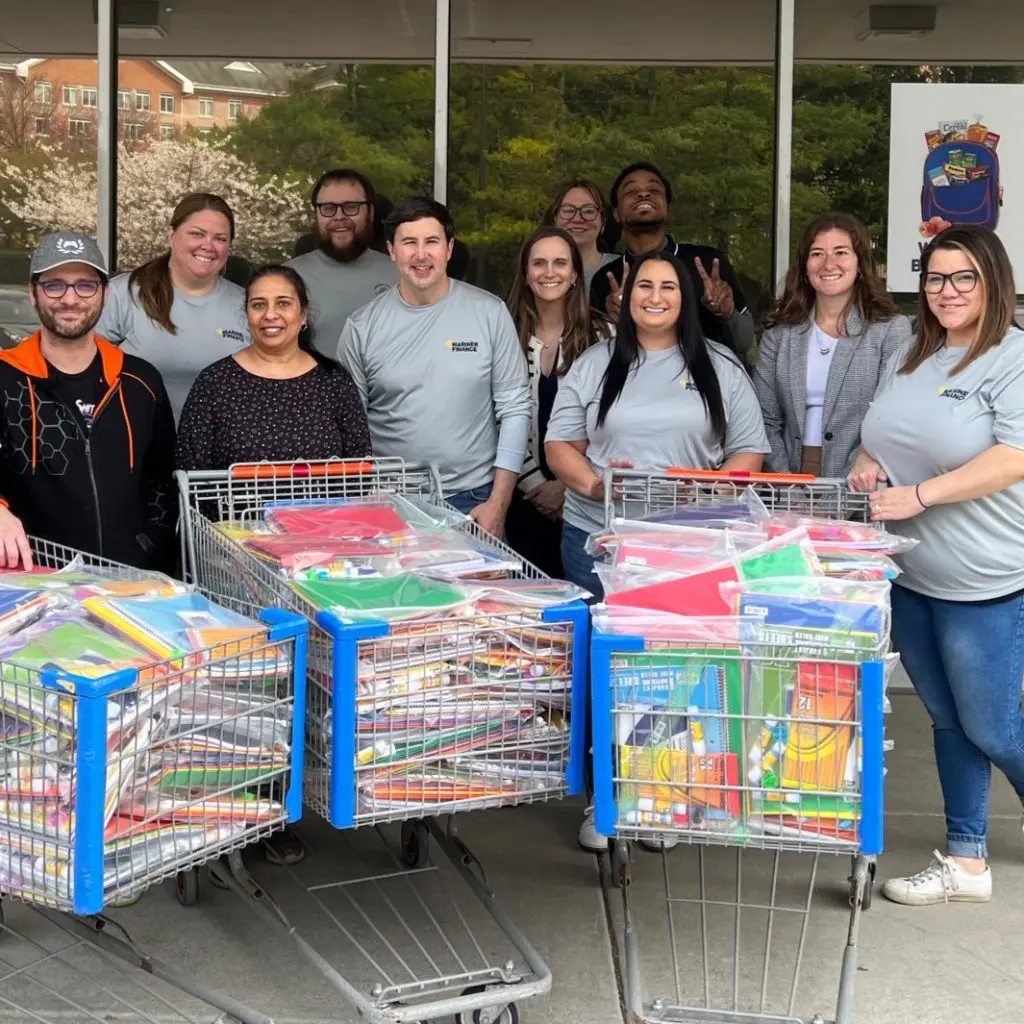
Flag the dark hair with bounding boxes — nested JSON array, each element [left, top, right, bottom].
[[384, 196, 454, 243], [597, 251, 728, 448], [903, 225, 1017, 377], [310, 168, 376, 209], [610, 162, 674, 208], [129, 192, 235, 334], [244, 264, 334, 365], [505, 227, 611, 374], [767, 211, 900, 332]]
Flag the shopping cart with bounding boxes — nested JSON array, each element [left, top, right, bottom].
[[0, 536, 309, 1024], [176, 457, 590, 1024], [592, 469, 888, 1024]]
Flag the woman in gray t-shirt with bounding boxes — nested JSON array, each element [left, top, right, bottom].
[[546, 249, 769, 855], [851, 225, 1024, 908], [96, 192, 250, 423]]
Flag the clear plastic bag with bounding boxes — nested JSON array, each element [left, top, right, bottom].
[[761, 513, 919, 555]]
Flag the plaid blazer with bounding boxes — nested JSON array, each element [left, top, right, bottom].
[[752, 307, 913, 479]]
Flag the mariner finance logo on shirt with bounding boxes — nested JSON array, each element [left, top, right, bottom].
[[938, 386, 970, 401], [216, 328, 246, 343], [679, 377, 699, 392], [445, 339, 479, 354]]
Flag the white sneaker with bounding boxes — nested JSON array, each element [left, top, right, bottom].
[[638, 836, 680, 852], [578, 806, 607, 853], [882, 850, 992, 906]]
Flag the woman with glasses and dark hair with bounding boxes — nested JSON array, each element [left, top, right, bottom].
[[96, 192, 249, 424], [546, 251, 769, 853], [753, 211, 912, 476], [850, 225, 1024, 907], [503, 226, 612, 576], [544, 179, 617, 293]]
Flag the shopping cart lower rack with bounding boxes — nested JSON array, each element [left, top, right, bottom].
[[176, 458, 590, 1024], [0, 536, 309, 1024]]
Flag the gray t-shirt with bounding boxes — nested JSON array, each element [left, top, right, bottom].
[[286, 248, 398, 359], [546, 340, 771, 532], [338, 280, 531, 495], [97, 273, 249, 423], [583, 252, 620, 296], [861, 327, 1024, 600]]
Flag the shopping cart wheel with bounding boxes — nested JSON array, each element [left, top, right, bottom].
[[401, 820, 430, 869], [454, 985, 519, 1024], [609, 839, 630, 888], [175, 867, 200, 907]]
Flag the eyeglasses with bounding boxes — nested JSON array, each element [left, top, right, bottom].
[[922, 270, 979, 294], [35, 279, 103, 299], [556, 203, 600, 222], [314, 201, 369, 218]]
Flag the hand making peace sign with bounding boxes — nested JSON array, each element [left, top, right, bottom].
[[695, 256, 735, 319], [604, 258, 629, 321]]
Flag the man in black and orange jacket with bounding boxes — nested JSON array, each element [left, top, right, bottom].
[[0, 233, 176, 571]]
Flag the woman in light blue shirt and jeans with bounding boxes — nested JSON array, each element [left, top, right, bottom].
[[851, 225, 1024, 907]]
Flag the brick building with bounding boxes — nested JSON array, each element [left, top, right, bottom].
[[0, 58, 292, 143]]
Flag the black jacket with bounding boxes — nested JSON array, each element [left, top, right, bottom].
[[0, 332, 177, 570], [589, 238, 750, 358]]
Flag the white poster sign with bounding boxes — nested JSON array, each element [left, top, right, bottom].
[[887, 83, 1022, 293]]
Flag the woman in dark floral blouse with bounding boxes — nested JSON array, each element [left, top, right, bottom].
[[176, 264, 371, 471], [176, 263, 371, 867]]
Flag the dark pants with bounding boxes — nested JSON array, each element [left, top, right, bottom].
[[504, 493, 564, 578]]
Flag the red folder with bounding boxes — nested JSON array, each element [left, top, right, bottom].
[[605, 561, 739, 617]]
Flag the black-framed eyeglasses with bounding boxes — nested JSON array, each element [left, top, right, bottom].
[[35, 279, 103, 299], [314, 201, 369, 218], [556, 203, 600, 222], [922, 270, 980, 294]]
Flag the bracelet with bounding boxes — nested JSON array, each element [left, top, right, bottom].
[[915, 483, 928, 509]]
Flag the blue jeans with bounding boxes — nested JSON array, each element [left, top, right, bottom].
[[561, 521, 603, 602], [891, 583, 1024, 858], [446, 483, 493, 516]]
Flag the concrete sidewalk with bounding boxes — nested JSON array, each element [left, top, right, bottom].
[[2, 693, 1022, 1023]]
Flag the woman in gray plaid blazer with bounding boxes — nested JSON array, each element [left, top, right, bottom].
[[753, 212, 913, 478]]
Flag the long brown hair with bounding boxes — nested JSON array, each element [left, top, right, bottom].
[[128, 192, 236, 333], [902, 225, 1017, 377], [766, 211, 900, 333], [505, 226, 610, 374]]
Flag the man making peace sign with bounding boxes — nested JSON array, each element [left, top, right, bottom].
[[590, 162, 755, 362]]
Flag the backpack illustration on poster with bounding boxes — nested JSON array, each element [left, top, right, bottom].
[[920, 116, 1003, 238]]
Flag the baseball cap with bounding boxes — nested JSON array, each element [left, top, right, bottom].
[[30, 233, 108, 279]]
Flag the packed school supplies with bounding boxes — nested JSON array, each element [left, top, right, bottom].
[[0, 561, 300, 910], [592, 492, 896, 846], [207, 493, 587, 820]]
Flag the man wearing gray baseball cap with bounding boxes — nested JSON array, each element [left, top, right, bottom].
[[0, 232, 177, 570]]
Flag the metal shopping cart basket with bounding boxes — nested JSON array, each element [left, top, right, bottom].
[[176, 457, 590, 1024], [0, 536, 308, 1024], [592, 469, 889, 1024]]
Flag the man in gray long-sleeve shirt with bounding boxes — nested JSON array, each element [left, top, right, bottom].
[[338, 197, 530, 537]]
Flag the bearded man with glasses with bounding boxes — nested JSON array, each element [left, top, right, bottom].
[[0, 233, 176, 571], [286, 168, 398, 359]]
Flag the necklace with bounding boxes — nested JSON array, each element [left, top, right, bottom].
[[815, 325, 837, 357]]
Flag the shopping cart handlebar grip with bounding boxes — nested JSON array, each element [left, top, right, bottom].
[[229, 460, 376, 479], [665, 467, 818, 483], [313, 609, 390, 641], [258, 607, 310, 643]]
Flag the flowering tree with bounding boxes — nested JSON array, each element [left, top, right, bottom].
[[0, 138, 310, 270]]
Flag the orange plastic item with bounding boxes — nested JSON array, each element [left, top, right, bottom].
[[230, 461, 376, 480], [665, 467, 817, 484]]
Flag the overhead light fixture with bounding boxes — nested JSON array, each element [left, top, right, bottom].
[[92, 0, 170, 39], [856, 4, 937, 41]]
